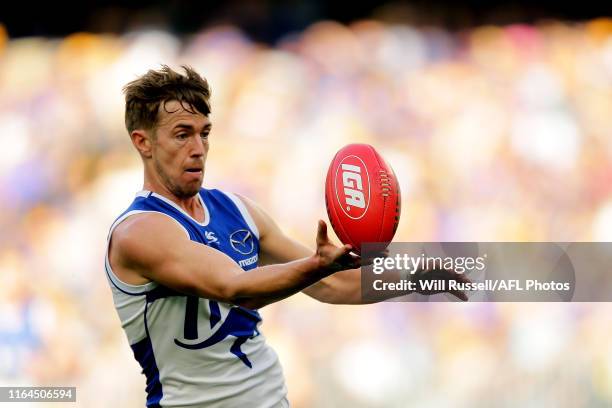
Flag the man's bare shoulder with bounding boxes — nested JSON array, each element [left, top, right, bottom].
[[112, 212, 184, 247], [109, 212, 188, 283]]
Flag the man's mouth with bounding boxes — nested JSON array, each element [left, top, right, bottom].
[[185, 168, 203, 173]]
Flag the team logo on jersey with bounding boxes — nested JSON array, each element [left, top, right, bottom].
[[229, 229, 254, 255], [174, 301, 261, 368], [205, 231, 219, 245]]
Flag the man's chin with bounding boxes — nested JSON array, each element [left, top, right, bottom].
[[184, 186, 202, 198], [173, 183, 203, 199]]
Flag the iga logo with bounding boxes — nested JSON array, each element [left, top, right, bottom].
[[334, 155, 370, 220]]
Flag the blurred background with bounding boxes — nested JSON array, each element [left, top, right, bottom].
[[2, 1, 612, 407]]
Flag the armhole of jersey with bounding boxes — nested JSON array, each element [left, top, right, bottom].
[[105, 210, 190, 295], [224, 191, 260, 240]]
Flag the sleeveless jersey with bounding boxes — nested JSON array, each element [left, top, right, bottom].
[[104, 189, 288, 408]]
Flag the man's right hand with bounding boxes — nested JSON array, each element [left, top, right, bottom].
[[312, 220, 362, 273]]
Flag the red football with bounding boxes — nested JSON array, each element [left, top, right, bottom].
[[325, 143, 401, 254]]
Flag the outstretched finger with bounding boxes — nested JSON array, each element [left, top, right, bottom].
[[316, 220, 328, 246], [360, 252, 385, 266], [360, 257, 375, 267], [440, 268, 472, 284], [454, 271, 472, 284], [449, 289, 468, 301]]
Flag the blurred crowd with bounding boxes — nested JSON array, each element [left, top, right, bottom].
[[1, 16, 612, 407]]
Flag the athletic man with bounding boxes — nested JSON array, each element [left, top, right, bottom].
[[105, 65, 466, 407]]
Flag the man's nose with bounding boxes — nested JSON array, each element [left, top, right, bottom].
[[190, 135, 206, 156]]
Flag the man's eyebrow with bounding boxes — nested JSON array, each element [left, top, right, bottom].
[[172, 123, 212, 131], [173, 123, 195, 131]]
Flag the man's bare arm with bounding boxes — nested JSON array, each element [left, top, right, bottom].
[[236, 194, 365, 304], [108, 212, 359, 309], [237, 194, 469, 304]]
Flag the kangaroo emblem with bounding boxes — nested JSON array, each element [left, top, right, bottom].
[[174, 301, 261, 368]]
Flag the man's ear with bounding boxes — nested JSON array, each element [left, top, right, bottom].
[[130, 129, 153, 158]]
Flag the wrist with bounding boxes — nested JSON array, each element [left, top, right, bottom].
[[305, 254, 333, 277], [306, 253, 323, 270]]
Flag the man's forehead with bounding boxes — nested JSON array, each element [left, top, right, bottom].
[[157, 100, 210, 127]]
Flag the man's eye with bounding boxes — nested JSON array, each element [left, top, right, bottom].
[[177, 133, 188, 139], [201, 133, 209, 139]]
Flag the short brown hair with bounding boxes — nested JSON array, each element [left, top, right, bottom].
[[123, 65, 212, 133]]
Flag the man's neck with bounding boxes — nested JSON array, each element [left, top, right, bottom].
[[143, 182, 204, 222]]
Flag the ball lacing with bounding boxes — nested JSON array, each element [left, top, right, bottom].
[[379, 169, 391, 197]]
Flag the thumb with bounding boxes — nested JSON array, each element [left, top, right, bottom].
[[337, 243, 353, 258]]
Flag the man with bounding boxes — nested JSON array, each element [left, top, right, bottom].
[[105, 65, 466, 408]]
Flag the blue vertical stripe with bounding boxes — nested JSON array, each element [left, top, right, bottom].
[[131, 302, 163, 407], [184, 296, 199, 340], [209, 300, 221, 328]]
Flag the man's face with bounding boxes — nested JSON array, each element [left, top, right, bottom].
[[149, 100, 211, 198]]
